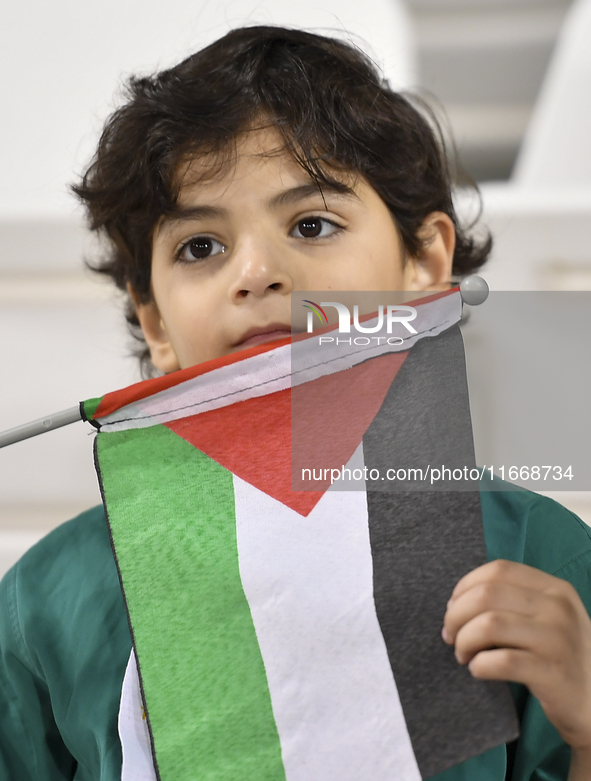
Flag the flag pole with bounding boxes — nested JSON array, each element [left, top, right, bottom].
[[0, 406, 83, 449]]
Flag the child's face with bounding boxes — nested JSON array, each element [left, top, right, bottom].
[[136, 128, 454, 372]]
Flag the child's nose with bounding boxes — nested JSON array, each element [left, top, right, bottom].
[[228, 240, 293, 300]]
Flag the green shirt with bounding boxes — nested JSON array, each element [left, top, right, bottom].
[[1, 489, 590, 780]]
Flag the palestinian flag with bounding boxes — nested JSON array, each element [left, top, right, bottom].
[[84, 289, 518, 781]]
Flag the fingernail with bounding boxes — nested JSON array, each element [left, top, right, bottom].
[[441, 626, 449, 642]]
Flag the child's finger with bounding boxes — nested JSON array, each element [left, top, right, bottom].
[[451, 608, 559, 665], [465, 646, 535, 683], [449, 559, 569, 603], [466, 645, 570, 696], [442, 581, 544, 644]]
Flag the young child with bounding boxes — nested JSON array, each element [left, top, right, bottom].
[[1, 26, 591, 781]]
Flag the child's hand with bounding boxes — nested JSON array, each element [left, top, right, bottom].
[[442, 559, 591, 775]]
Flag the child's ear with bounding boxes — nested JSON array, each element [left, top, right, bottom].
[[406, 211, 455, 291], [127, 284, 180, 373]]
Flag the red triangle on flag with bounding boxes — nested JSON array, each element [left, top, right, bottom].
[[165, 352, 407, 516]]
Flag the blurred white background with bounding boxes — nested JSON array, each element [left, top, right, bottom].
[[1, 0, 590, 576]]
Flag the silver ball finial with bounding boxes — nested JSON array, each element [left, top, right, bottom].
[[460, 275, 489, 306]]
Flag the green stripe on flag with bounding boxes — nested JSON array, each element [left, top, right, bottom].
[[96, 424, 286, 780]]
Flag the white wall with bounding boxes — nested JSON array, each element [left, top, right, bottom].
[[0, 0, 414, 218]]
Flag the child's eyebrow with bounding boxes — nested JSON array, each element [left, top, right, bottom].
[[157, 182, 359, 235], [267, 182, 360, 208], [157, 205, 226, 234]]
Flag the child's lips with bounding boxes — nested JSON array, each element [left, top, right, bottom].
[[235, 325, 293, 348]]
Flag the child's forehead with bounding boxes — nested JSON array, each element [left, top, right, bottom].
[[173, 127, 357, 205]]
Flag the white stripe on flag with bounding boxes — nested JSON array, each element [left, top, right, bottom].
[[98, 291, 461, 432], [100, 343, 292, 432], [233, 445, 422, 781], [118, 649, 158, 781]]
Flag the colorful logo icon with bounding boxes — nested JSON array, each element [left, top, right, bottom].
[[302, 300, 329, 326]]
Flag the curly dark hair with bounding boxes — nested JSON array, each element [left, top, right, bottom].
[[72, 25, 490, 374]]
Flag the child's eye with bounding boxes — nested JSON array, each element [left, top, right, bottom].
[[290, 216, 342, 239], [176, 236, 226, 262]]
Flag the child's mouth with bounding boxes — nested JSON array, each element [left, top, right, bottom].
[[236, 326, 293, 348]]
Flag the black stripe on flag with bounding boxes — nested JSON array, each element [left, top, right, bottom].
[[363, 325, 519, 778]]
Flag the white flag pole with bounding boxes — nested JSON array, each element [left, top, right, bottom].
[[0, 406, 83, 449]]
